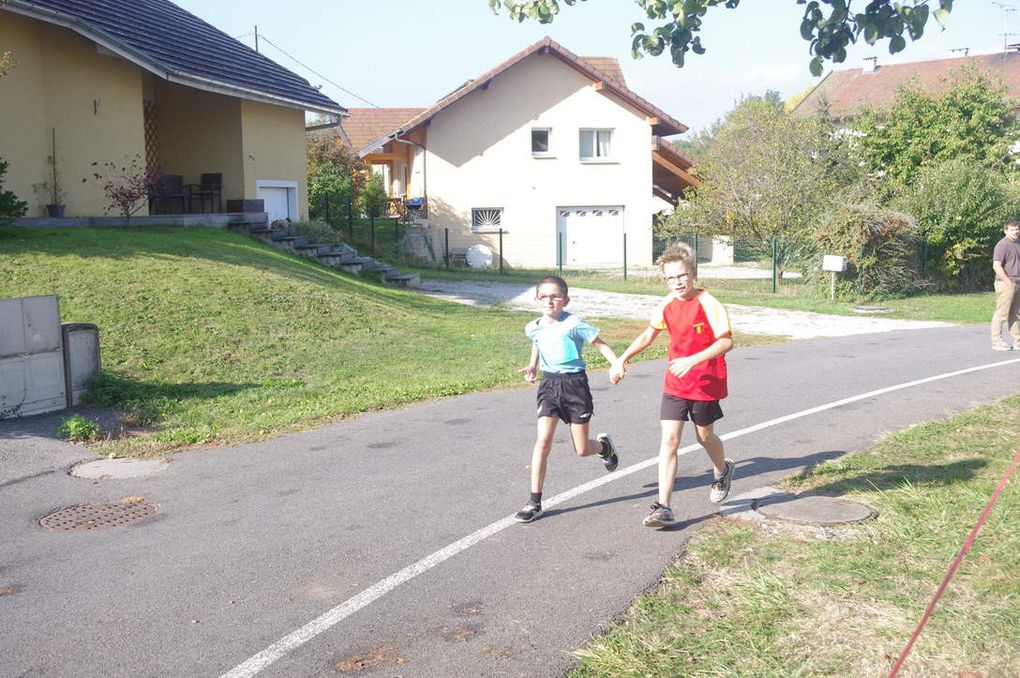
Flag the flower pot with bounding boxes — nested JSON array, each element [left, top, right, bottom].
[[46, 204, 66, 218]]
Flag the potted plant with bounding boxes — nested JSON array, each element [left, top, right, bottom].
[[46, 127, 65, 217]]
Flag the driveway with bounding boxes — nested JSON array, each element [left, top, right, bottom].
[[415, 280, 952, 339]]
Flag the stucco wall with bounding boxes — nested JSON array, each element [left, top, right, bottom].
[[154, 79, 244, 204], [0, 14, 145, 217], [420, 52, 657, 268], [240, 100, 308, 219]]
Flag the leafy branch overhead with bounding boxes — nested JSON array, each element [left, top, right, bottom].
[[488, 0, 953, 75]]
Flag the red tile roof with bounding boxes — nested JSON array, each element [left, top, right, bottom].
[[356, 37, 687, 155], [341, 108, 426, 152], [795, 51, 1020, 119], [580, 56, 627, 87]]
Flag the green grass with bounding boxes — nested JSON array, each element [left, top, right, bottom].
[[407, 265, 994, 324], [570, 393, 1020, 677], [0, 226, 779, 455]]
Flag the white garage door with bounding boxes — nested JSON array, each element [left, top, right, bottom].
[[556, 206, 624, 267]]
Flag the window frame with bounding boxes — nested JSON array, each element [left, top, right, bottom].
[[531, 127, 553, 158], [471, 207, 504, 233], [579, 128, 614, 163]]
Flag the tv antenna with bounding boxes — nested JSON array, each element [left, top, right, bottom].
[[993, 2, 1020, 51]]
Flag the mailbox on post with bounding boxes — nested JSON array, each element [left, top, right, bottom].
[[822, 255, 848, 301]]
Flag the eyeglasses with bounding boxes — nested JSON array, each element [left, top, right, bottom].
[[537, 294, 566, 302], [663, 273, 691, 284]]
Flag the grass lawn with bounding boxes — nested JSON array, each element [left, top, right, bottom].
[[408, 266, 995, 325], [0, 226, 780, 455], [570, 393, 1020, 677]]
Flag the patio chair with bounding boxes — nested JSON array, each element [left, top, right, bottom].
[[188, 173, 223, 213], [148, 174, 189, 214]]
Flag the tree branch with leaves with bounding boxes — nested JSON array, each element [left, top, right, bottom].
[[488, 0, 953, 74]]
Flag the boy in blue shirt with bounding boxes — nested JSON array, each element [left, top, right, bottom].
[[514, 276, 620, 523]]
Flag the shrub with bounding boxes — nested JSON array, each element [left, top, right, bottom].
[[58, 414, 100, 442], [817, 204, 922, 299], [286, 220, 345, 246], [0, 158, 28, 225], [308, 161, 355, 226], [362, 173, 387, 219], [896, 159, 1020, 290], [88, 155, 160, 217]]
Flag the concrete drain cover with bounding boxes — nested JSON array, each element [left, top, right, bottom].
[[752, 494, 875, 526], [40, 499, 158, 531]]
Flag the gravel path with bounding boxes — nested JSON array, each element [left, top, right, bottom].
[[415, 280, 952, 339]]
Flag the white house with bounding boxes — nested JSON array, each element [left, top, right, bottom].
[[347, 37, 696, 269]]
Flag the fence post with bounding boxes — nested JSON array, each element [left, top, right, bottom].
[[324, 194, 331, 227], [394, 219, 399, 248], [623, 232, 628, 281], [347, 198, 353, 240], [694, 233, 699, 260], [444, 228, 450, 269], [370, 216, 376, 253], [771, 237, 778, 294], [498, 228, 504, 275]]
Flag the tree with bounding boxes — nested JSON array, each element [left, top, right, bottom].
[[488, 0, 953, 74], [362, 173, 387, 220], [850, 68, 1020, 191], [895, 159, 1020, 289], [662, 95, 854, 281]]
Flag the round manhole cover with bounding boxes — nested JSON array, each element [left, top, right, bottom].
[[40, 499, 158, 531], [752, 494, 875, 526]]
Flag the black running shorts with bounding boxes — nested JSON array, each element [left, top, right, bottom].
[[660, 394, 723, 426], [537, 371, 594, 425]]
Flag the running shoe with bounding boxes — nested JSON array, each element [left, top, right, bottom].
[[596, 433, 619, 472], [709, 459, 735, 503], [513, 502, 543, 523], [642, 502, 675, 528]]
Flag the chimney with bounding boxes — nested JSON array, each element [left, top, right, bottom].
[[862, 56, 878, 73]]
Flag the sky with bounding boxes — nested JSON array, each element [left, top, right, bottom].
[[172, 0, 1018, 136]]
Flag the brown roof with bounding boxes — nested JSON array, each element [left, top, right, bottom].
[[580, 56, 627, 87], [652, 137, 698, 203], [357, 37, 686, 155], [341, 108, 425, 152], [795, 51, 1020, 120]]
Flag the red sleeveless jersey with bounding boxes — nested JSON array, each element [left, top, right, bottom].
[[650, 289, 731, 401]]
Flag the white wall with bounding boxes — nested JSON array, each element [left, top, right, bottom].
[[421, 53, 657, 268]]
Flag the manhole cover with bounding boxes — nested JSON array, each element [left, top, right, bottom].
[[752, 494, 875, 526], [40, 500, 158, 531]]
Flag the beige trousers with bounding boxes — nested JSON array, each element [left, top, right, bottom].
[[991, 279, 1020, 345]]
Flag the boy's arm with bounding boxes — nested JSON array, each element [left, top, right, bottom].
[[591, 336, 618, 365], [609, 326, 660, 382], [667, 336, 734, 378], [518, 344, 539, 383]]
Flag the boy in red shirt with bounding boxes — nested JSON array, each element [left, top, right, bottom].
[[610, 242, 735, 528]]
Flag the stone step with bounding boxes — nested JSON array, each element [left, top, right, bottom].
[[385, 272, 421, 288]]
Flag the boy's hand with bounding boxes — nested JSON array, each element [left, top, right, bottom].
[[609, 362, 626, 384], [668, 356, 697, 378], [518, 365, 537, 383]]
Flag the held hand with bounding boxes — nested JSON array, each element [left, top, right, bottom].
[[668, 356, 696, 378], [609, 362, 627, 384], [518, 365, 537, 383]]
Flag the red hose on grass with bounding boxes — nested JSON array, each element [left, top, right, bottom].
[[888, 447, 1020, 677]]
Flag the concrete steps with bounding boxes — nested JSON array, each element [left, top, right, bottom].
[[238, 223, 420, 288]]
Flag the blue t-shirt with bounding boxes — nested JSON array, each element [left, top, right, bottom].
[[525, 311, 600, 374]]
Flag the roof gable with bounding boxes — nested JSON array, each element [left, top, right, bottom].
[[4, 0, 345, 115], [795, 51, 1020, 120], [360, 37, 686, 155], [342, 108, 426, 152]]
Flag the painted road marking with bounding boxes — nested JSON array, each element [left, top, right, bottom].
[[220, 358, 1020, 678]]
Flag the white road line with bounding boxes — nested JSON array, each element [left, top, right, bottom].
[[220, 357, 1020, 678]]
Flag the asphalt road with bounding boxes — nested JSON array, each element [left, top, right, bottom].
[[1, 325, 1018, 677]]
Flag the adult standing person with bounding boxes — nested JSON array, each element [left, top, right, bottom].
[[991, 220, 1020, 351]]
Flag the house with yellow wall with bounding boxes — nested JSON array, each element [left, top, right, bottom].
[[345, 38, 697, 269], [0, 0, 345, 221]]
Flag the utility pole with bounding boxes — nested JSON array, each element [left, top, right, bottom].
[[254, 25, 259, 53]]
